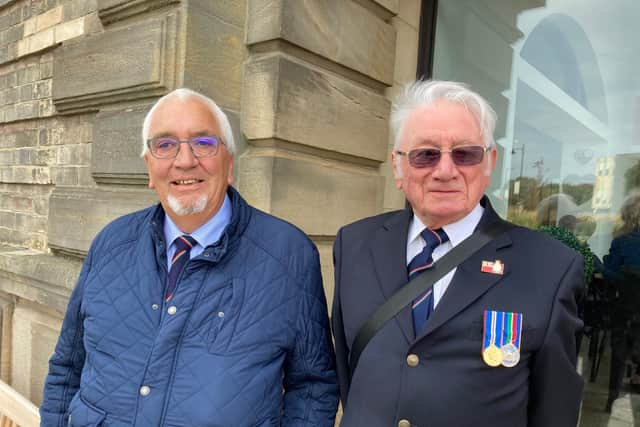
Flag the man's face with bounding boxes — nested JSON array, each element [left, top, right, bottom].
[[392, 100, 496, 228], [144, 97, 233, 223]]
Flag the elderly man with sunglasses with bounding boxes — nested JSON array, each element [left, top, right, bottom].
[[40, 88, 339, 427], [332, 80, 584, 427]]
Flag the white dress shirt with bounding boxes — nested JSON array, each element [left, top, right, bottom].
[[406, 203, 484, 308]]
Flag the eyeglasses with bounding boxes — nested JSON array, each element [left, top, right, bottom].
[[395, 145, 490, 168], [147, 136, 224, 159]]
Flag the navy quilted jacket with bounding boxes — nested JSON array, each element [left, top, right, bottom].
[[40, 187, 338, 427]]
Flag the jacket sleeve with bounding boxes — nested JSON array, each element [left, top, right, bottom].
[[282, 246, 339, 426], [39, 250, 93, 427], [528, 253, 585, 427], [331, 228, 352, 406]]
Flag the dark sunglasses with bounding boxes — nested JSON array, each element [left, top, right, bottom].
[[395, 145, 490, 168]]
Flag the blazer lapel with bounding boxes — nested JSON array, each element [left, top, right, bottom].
[[370, 209, 414, 343], [419, 199, 514, 340]]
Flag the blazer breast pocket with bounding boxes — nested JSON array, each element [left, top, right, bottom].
[[204, 278, 245, 355], [467, 320, 540, 352]]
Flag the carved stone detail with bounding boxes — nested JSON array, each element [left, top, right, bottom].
[[52, 13, 180, 114], [92, 104, 153, 185]]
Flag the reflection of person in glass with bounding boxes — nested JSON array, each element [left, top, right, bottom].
[[604, 193, 640, 412], [536, 193, 578, 232], [605, 193, 640, 274], [536, 193, 596, 355]]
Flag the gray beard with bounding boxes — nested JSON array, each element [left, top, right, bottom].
[[167, 194, 208, 216]]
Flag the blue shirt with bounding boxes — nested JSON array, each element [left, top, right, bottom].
[[163, 194, 232, 269]]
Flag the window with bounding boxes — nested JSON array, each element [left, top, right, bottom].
[[429, 0, 640, 420]]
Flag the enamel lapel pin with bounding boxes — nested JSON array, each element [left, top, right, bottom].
[[481, 259, 504, 275]]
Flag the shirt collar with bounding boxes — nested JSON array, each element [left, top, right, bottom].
[[163, 194, 232, 249], [408, 203, 485, 248]]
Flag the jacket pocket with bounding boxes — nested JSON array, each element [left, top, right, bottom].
[[467, 320, 539, 350], [67, 394, 106, 427], [206, 278, 245, 354]]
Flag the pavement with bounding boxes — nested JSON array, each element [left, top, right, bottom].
[[580, 335, 640, 426]]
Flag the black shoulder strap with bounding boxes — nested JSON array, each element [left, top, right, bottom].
[[348, 220, 513, 374]]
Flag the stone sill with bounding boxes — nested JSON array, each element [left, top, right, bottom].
[[0, 245, 80, 313]]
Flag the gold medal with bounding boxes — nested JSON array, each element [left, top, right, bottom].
[[482, 344, 503, 367]]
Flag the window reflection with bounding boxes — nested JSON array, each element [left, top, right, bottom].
[[432, 0, 640, 423]]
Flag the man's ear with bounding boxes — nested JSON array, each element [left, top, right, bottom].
[[227, 155, 234, 185], [484, 146, 498, 177]]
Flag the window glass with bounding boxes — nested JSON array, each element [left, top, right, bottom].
[[432, 0, 640, 420]]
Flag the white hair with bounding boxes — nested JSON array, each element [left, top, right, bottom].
[[140, 88, 236, 157], [391, 80, 497, 151], [391, 80, 497, 177]]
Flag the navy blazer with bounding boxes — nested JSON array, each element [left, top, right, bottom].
[[332, 198, 584, 427]]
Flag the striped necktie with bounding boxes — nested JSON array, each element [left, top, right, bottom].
[[408, 228, 449, 335], [165, 235, 197, 302]]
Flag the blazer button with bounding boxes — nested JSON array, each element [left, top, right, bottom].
[[406, 353, 420, 367], [398, 419, 411, 427]]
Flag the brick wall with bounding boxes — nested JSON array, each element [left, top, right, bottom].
[[0, 0, 97, 250], [0, 1, 99, 399]]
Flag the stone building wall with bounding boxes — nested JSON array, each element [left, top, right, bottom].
[[0, 0, 103, 404], [0, 0, 421, 406]]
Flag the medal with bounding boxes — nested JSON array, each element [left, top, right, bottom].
[[483, 310, 524, 368], [482, 310, 504, 367], [501, 343, 520, 367], [483, 344, 503, 367], [501, 311, 523, 367]]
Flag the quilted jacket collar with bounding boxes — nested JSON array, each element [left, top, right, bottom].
[[149, 186, 252, 266]]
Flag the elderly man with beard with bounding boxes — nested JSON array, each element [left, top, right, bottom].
[[40, 88, 338, 427]]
